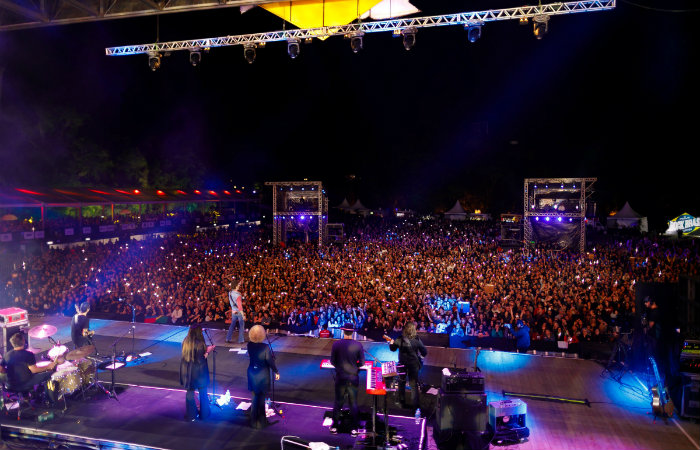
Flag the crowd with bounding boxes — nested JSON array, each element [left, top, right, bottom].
[[4, 219, 699, 347]]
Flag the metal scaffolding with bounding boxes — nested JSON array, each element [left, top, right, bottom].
[[523, 177, 596, 254], [265, 181, 328, 247], [105, 0, 615, 56]]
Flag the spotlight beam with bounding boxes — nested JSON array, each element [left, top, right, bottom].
[[106, 0, 615, 56]]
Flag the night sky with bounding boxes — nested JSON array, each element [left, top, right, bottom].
[[0, 0, 698, 228]]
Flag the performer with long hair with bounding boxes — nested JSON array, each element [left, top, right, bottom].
[[180, 325, 215, 421], [389, 322, 427, 411], [247, 325, 279, 429]]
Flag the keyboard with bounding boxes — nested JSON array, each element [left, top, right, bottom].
[[320, 359, 373, 371], [367, 367, 386, 395]]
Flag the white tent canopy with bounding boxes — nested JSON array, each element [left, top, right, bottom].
[[444, 200, 467, 221], [335, 198, 352, 210], [608, 201, 648, 232]]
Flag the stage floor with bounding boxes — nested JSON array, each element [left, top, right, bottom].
[[1, 315, 698, 450]]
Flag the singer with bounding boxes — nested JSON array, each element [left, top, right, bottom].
[[180, 325, 215, 421], [247, 325, 279, 429], [71, 301, 92, 349]]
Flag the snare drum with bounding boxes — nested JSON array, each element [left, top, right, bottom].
[[51, 363, 82, 394], [48, 344, 68, 360]]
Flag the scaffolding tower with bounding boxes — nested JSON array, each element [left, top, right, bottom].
[[523, 177, 596, 254], [265, 181, 328, 247]]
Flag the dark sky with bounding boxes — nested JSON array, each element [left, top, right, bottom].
[[0, 0, 698, 225]]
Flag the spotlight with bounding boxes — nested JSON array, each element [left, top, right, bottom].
[[189, 49, 202, 66], [287, 39, 301, 59], [147, 52, 161, 71], [401, 28, 416, 51], [243, 44, 257, 64], [519, 16, 529, 25], [466, 25, 482, 43], [533, 14, 549, 40], [348, 31, 364, 53]]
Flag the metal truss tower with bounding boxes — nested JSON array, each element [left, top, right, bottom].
[[265, 181, 328, 247], [523, 177, 596, 254]]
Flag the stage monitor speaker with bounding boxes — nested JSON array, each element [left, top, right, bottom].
[[434, 390, 487, 436], [442, 371, 484, 393]]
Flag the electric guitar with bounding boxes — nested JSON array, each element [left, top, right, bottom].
[[384, 335, 424, 368], [649, 356, 674, 418]]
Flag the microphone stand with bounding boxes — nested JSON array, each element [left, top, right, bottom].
[[203, 328, 221, 409], [265, 332, 283, 418], [106, 328, 133, 401]]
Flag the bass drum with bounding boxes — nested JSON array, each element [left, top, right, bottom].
[[51, 363, 82, 395]]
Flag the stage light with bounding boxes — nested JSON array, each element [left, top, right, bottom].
[[189, 49, 202, 66], [466, 25, 482, 43], [557, 217, 562, 222], [287, 39, 301, 59], [401, 27, 416, 50], [519, 16, 529, 25], [147, 52, 161, 71], [535, 217, 539, 221], [349, 32, 364, 53], [533, 14, 549, 40], [545, 217, 550, 222], [243, 44, 257, 64]]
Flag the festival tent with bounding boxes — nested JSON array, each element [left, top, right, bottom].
[[349, 199, 370, 215], [444, 200, 467, 221], [607, 202, 648, 232], [335, 198, 352, 211]]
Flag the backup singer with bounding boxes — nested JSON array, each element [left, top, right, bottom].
[[247, 325, 280, 429], [71, 301, 92, 349], [180, 325, 215, 421], [389, 322, 427, 410], [226, 279, 246, 344], [330, 323, 364, 434]]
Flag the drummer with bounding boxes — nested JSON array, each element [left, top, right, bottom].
[[71, 301, 92, 349], [4, 332, 59, 392]]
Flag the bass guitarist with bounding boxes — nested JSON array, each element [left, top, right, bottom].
[[387, 322, 427, 411]]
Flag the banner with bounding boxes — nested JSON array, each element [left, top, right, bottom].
[[666, 213, 700, 236], [65, 228, 74, 236], [122, 223, 137, 230], [142, 221, 155, 228], [23, 232, 35, 239], [82, 227, 92, 234], [34, 230, 45, 238], [0, 233, 12, 242], [99, 225, 116, 232]]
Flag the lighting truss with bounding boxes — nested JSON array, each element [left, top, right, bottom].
[[523, 177, 596, 254], [105, 0, 615, 56]]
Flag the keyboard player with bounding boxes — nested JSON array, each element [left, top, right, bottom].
[[329, 323, 364, 435]]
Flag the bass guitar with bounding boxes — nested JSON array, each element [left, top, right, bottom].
[[649, 356, 674, 418]]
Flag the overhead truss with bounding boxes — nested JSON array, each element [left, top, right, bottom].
[[0, 0, 279, 32], [105, 0, 616, 56]]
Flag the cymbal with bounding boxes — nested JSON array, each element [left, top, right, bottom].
[[65, 345, 95, 361], [28, 324, 57, 339]]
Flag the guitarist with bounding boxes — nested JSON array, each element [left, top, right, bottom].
[[388, 322, 427, 411], [71, 301, 94, 349]]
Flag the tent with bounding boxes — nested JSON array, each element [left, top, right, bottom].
[[607, 202, 648, 232], [349, 200, 370, 215], [444, 200, 467, 221], [335, 198, 352, 211]]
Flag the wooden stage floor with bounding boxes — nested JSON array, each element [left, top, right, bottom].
[[2, 314, 697, 450]]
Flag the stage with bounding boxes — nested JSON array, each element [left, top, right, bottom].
[[1, 315, 698, 450]]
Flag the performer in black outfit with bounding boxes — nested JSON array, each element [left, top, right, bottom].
[[330, 323, 364, 434], [389, 322, 427, 410], [247, 325, 280, 429], [179, 325, 215, 421], [4, 332, 60, 392], [71, 302, 92, 349]]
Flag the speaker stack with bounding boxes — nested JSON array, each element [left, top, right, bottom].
[[433, 370, 492, 450], [488, 399, 530, 444]]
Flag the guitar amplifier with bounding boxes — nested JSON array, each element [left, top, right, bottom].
[[489, 399, 530, 444], [442, 370, 484, 393], [681, 375, 700, 419]]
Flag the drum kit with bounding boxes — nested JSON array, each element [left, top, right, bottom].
[[27, 324, 107, 400]]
